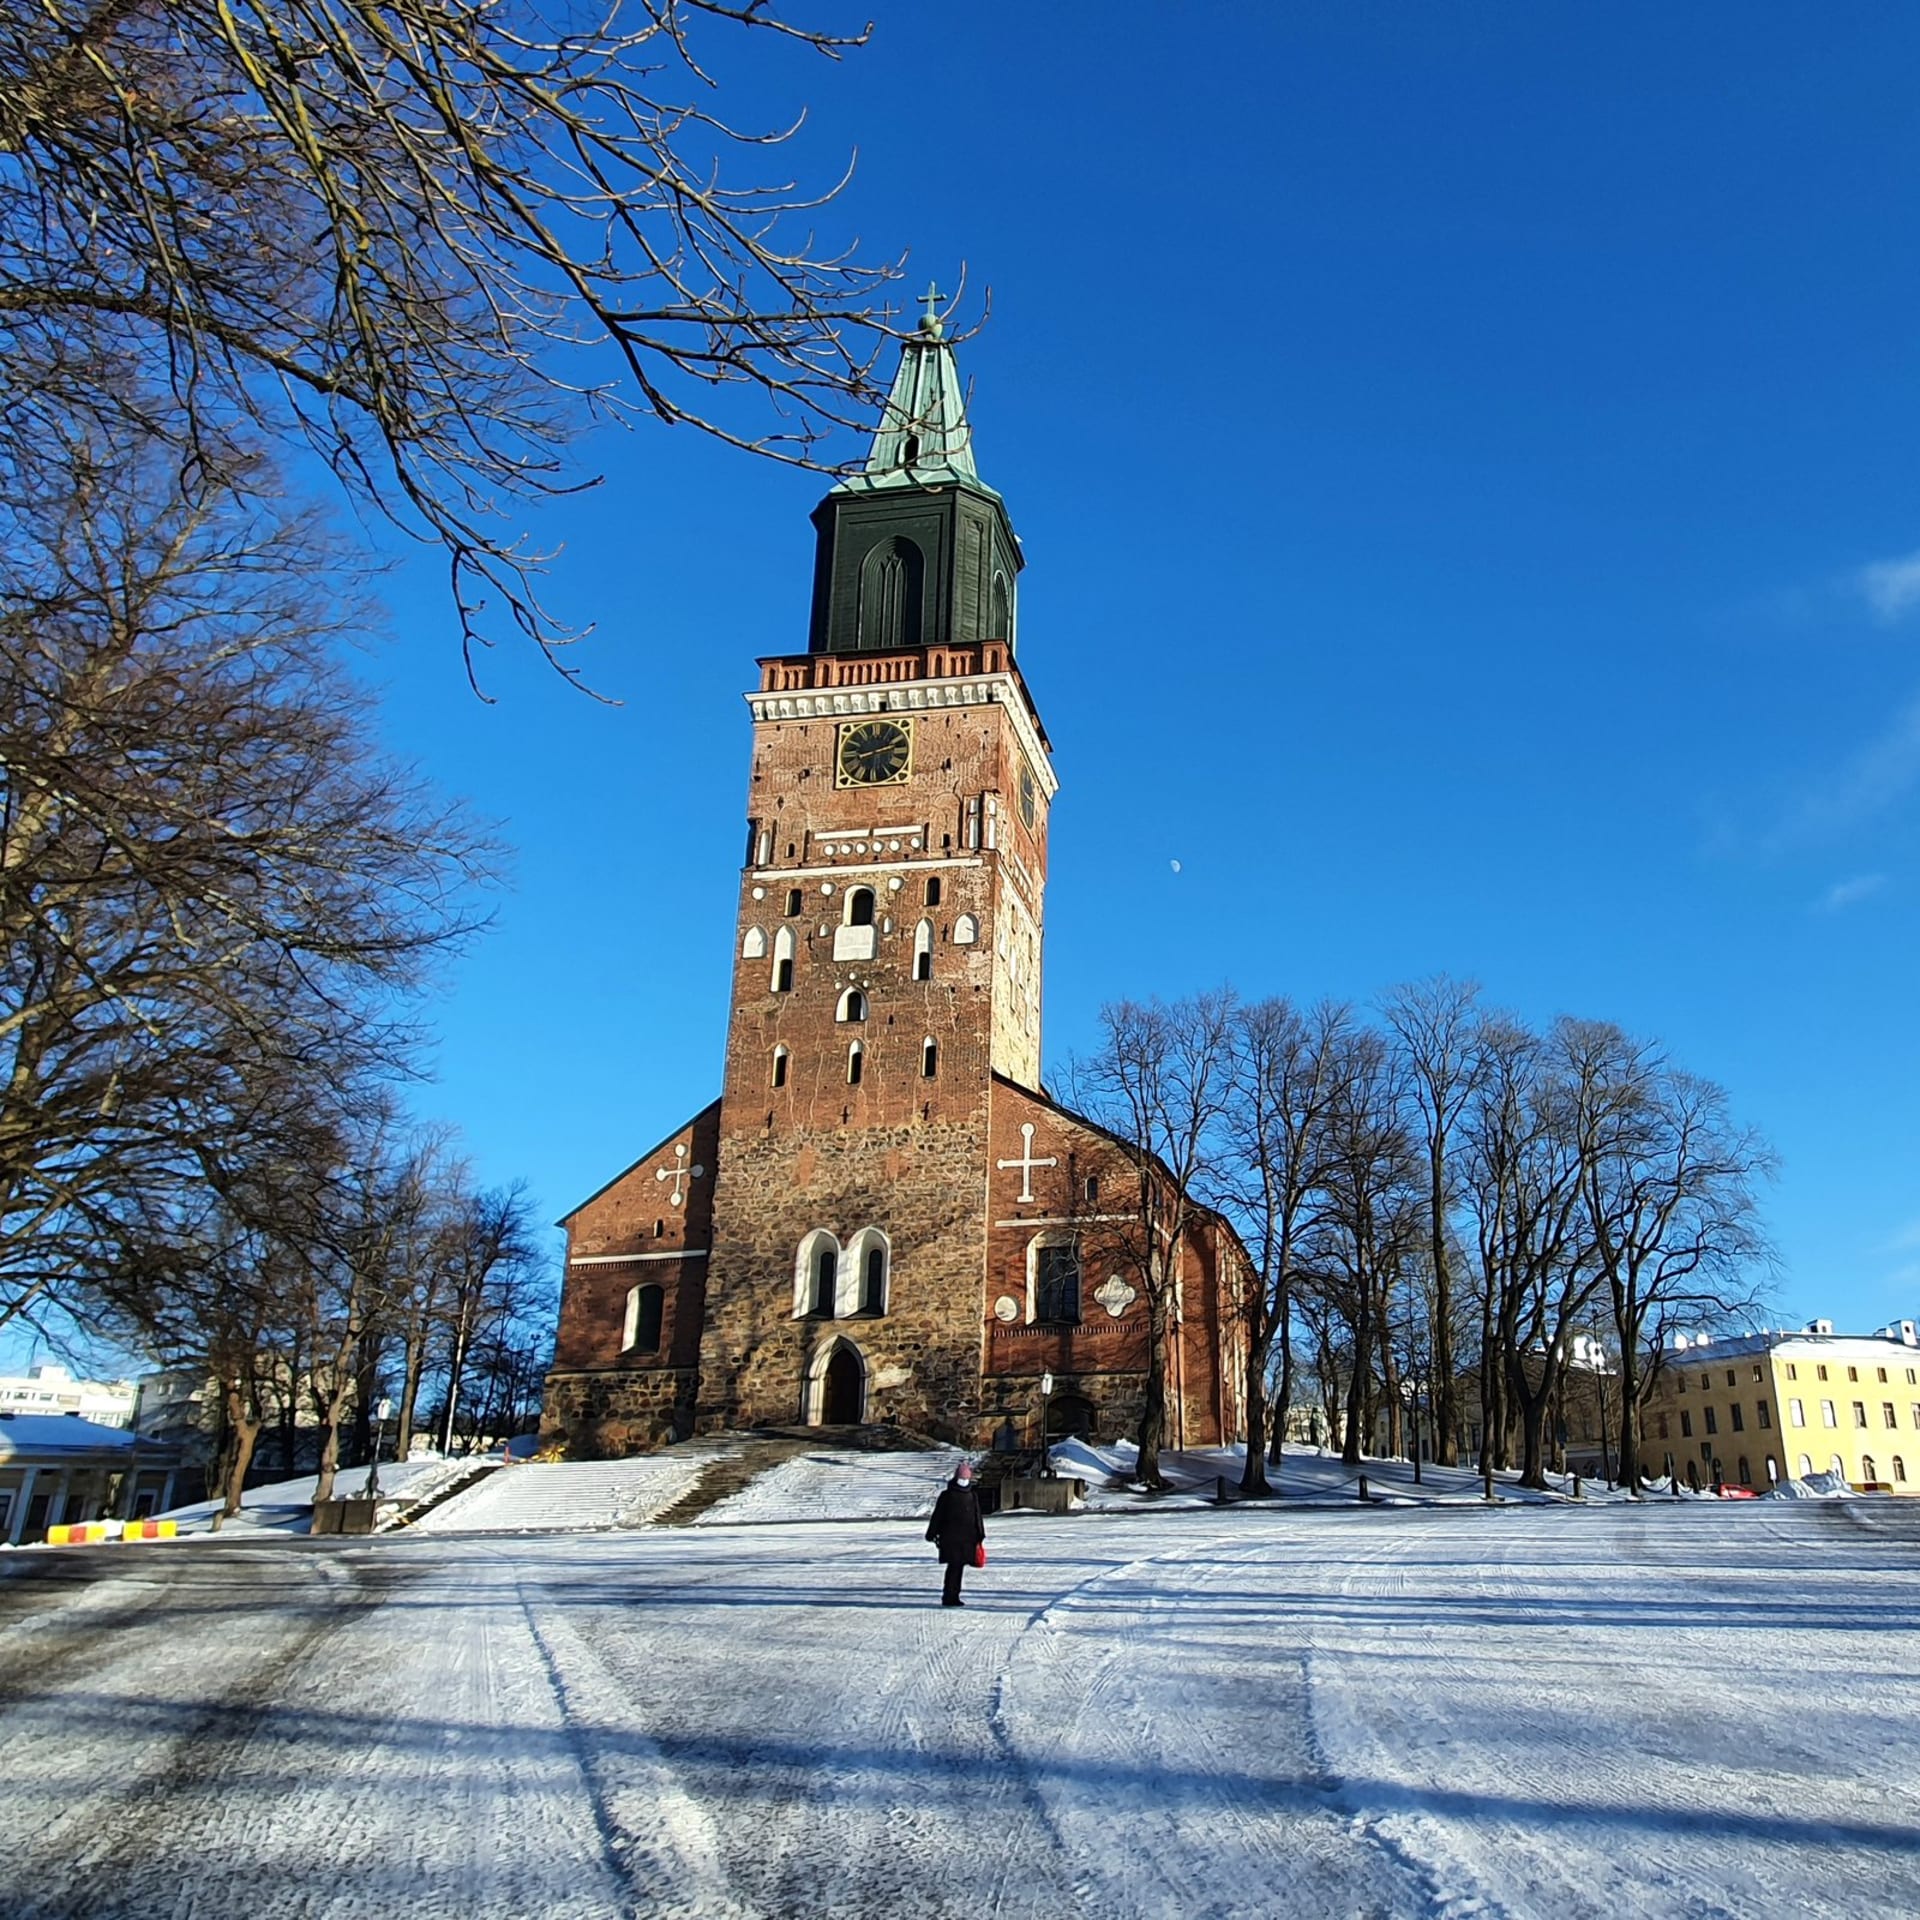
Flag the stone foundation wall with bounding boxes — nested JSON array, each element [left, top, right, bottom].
[[541, 1367, 699, 1457]]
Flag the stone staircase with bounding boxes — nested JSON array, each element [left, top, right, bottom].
[[410, 1452, 717, 1534]]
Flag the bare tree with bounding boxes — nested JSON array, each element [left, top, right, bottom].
[[1071, 993, 1236, 1491], [0, 435, 493, 1350], [1219, 997, 1347, 1495], [0, 0, 907, 672], [1566, 1024, 1774, 1491], [1382, 976, 1483, 1465]]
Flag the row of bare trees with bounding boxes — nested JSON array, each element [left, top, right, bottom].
[[1075, 984, 1774, 1493], [0, 413, 549, 1517]]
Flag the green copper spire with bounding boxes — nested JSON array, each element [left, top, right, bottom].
[[840, 282, 981, 491]]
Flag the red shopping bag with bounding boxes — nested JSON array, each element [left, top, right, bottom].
[[972, 1543, 987, 1569]]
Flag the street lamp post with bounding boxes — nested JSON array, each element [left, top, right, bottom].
[[1039, 1372, 1055, 1478], [366, 1396, 394, 1501]]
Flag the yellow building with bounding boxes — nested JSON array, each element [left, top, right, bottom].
[[1640, 1321, 1920, 1493]]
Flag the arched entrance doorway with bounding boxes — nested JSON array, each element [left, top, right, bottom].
[[821, 1342, 865, 1426]]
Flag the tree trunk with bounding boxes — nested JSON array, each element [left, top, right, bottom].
[[1429, 1142, 1459, 1464], [1268, 1315, 1295, 1467], [214, 1381, 261, 1525], [1135, 1280, 1171, 1489], [397, 1327, 427, 1460], [1239, 1324, 1272, 1497]]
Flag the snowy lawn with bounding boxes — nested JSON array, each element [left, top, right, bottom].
[[0, 1501, 1915, 1918]]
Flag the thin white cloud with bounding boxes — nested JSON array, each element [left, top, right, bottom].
[[1816, 872, 1887, 913], [1858, 551, 1920, 623], [1770, 693, 1920, 849]]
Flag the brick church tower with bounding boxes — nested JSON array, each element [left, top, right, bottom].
[[544, 301, 1246, 1456]]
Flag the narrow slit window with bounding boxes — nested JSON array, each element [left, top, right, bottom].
[[925, 876, 943, 908], [772, 1047, 789, 1089], [921, 1037, 938, 1078], [847, 1041, 864, 1086]]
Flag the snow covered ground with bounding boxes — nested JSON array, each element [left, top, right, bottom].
[[1, 1498, 1916, 1918]]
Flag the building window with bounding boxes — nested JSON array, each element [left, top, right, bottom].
[[925, 876, 942, 908], [1862, 1455, 1877, 1484], [785, 888, 803, 916], [953, 912, 979, 945], [1085, 1176, 1099, 1204], [845, 887, 876, 928], [1699, 1373, 1710, 1391], [861, 1245, 887, 1315], [794, 1231, 840, 1319], [1737, 1456, 1751, 1486], [847, 1041, 864, 1085], [1757, 1400, 1770, 1428], [1878, 1367, 1889, 1383], [772, 927, 795, 993], [921, 1037, 938, 1078], [1681, 1411, 1693, 1439], [622, 1284, 664, 1355], [1725, 1370, 1736, 1387], [1752, 1365, 1764, 1382], [1848, 1366, 1859, 1383], [1787, 1363, 1798, 1381], [1789, 1399, 1804, 1427], [913, 919, 934, 981], [1030, 1236, 1082, 1325], [742, 926, 767, 960], [1912, 1404, 1920, 1427], [1704, 1407, 1718, 1435], [1677, 1374, 1687, 1394], [1896, 1456, 1908, 1484], [837, 988, 868, 1023], [1853, 1401, 1868, 1428], [772, 1047, 789, 1089], [858, 535, 925, 650], [1817, 1365, 1829, 1381], [1884, 1402, 1898, 1428], [653, 1218, 665, 1238], [1821, 1400, 1837, 1427], [1730, 1404, 1744, 1432], [1657, 1413, 1669, 1441], [1797, 1454, 1813, 1479]]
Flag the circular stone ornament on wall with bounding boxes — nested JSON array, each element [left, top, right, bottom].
[[993, 1295, 1020, 1324], [1094, 1276, 1138, 1318]]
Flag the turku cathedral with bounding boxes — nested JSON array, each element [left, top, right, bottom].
[[544, 303, 1248, 1457]]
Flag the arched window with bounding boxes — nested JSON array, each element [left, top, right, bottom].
[[1029, 1234, 1081, 1325], [772, 926, 795, 993], [794, 1231, 840, 1319], [1737, 1456, 1750, 1485], [1896, 1456, 1908, 1484], [921, 1037, 938, 1079], [902, 432, 921, 465], [845, 887, 876, 928], [847, 1041, 864, 1086], [1085, 1176, 1100, 1204], [953, 913, 979, 946], [1862, 1455, 1877, 1484], [652, 1218, 664, 1239], [785, 887, 803, 916], [913, 920, 934, 981], [622, 1284, 664, 1355], [772, 1046, 789, 1089], [837, 988, 867, 1023], [857, 536, 924, 651], [845, 1228, 890, 1316], [925, 876, 943, 908], [742, 926, 767, 960], [1797, 1453, 1813, 1479], [989, 569, 1012, 641]]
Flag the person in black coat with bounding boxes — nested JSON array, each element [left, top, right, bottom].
[[925, 1460, 986, 1607]]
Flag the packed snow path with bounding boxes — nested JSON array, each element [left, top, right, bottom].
[[1, 1502, 1916, 1918]]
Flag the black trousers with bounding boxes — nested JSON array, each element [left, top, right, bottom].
[[942, 1556, 966, 1604]]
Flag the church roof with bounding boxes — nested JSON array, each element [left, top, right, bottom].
[[835, 285, 993, 498]]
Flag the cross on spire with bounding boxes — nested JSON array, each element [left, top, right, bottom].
[[919, 281, 946, 336]]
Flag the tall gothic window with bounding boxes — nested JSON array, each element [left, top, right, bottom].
[[837, 989, 867, 1023], [810, 1246, 836, 1317], [845, 887, 876, 928], [1033, 1238, 1081, 1325], [913, 920, 934, 981], [989, 569, 1012, 641], [772, 926, 795, 993], [857, 537, 924, 651], [623, 1283, 664, 1354]]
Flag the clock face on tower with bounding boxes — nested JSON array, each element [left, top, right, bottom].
[[836, 718, 913, 787]]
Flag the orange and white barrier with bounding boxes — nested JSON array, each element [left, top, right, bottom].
[[42, 1518, 177, 1546]]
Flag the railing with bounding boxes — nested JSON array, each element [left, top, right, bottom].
[[759, 641, 1014, 693]]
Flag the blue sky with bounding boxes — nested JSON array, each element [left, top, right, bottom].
[[258, 7, 1920, 1357]]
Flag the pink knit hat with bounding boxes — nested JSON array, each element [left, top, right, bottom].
[[955, 1461, 974, 1482]]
